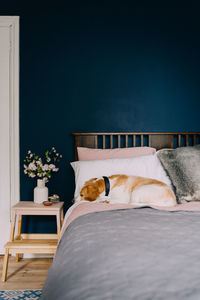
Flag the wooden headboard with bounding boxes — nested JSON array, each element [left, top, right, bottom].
[[72, 132, 200, 160]]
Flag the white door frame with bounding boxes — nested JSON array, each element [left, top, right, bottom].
[[0, 16, 20, 216]]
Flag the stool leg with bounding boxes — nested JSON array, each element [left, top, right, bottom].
[[2, 249, 9, 282], [16, 215, 22, 262], [56, 213, 61, 239], [2, 210, 16, 281], [16, 254, 20, 262], [16, 254, 19, 262], [9, 211, 16, 242], [61, 209, 64, 228]]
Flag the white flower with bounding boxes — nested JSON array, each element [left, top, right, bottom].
[[47, 157, 51, 162], [49, 164, 55, 170], [28, 150, 31, 154], [30, 154, 33, 158], [24, 170, 27, 174], [36, 160, 42, 166], [53, 168, 59, 172], [24, 164, 27, 169], [30, 173, 36, 178], [28, 162, 37, 171], [42, 164, 49, 171]]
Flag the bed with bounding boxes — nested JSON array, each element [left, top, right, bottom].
[[42, 132, 200, 300]]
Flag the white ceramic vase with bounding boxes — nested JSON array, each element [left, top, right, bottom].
[[34, 179, 48, 204]]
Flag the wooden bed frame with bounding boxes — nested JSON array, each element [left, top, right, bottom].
[[72, 132, 200, 160]]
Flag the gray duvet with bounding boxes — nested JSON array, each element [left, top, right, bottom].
[[42, 208, 200, 300]]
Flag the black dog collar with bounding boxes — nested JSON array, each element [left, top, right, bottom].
[[103, 176, 110, 197]]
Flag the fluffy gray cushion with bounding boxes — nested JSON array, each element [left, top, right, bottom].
[[157, 145, 200, 203]]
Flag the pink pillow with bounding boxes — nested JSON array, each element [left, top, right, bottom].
[[77, 147, 156, 161]]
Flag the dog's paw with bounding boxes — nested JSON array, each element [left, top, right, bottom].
[[97, 196, 110, 204], [102, 200, 110, 204]]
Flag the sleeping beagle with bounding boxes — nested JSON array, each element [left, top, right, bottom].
[[75, 175, 176, 207]]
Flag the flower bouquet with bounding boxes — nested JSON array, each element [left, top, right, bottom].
[[24, 147, 62, 203]]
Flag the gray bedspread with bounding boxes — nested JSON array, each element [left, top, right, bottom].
[[42, 208, 200, 300]]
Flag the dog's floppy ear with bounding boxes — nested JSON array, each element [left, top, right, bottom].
[[81, 184, 99, 201], [96, 179, 105, 194]]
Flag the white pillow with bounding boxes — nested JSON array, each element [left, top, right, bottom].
[[70, 154, 172, 199]]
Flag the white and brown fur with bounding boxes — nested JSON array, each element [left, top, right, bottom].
[[76, 175, 176, 207]]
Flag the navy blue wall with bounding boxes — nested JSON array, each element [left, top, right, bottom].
[[1, 1, 200, 232]]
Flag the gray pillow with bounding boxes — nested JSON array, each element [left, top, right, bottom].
[[157, 145, 200, 203]]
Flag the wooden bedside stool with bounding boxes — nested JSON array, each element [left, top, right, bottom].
[[2, 201, 64, 282]]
